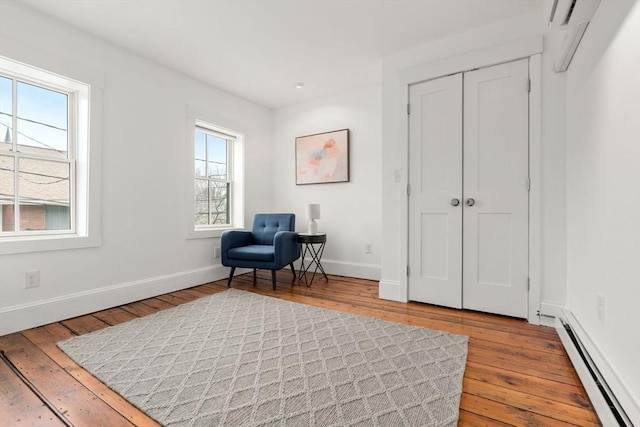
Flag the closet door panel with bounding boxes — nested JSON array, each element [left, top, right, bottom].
[[408, 74, 463, 308], [462, 59, 529, 318]]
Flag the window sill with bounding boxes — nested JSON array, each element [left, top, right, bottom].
[[0, 233, 102, 255], [186, 226, 243, 240]]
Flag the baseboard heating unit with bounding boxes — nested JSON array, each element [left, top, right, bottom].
[[556, 310, 637, 426]]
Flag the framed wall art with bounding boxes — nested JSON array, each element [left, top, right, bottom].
[[295, 128, 349, 185]]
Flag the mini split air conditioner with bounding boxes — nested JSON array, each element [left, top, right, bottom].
[[546, 0, 601, 72]]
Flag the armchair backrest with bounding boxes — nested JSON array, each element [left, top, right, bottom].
[[252, 213, 296, 245]]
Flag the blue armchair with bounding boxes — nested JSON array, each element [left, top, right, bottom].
[[221, 213, 300, 290]]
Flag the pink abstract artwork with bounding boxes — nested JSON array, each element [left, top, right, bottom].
[[296, 129, 349, 185]]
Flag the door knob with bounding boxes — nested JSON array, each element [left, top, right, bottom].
[[450, 198, 460, 207], [465, 198, 475, 206]]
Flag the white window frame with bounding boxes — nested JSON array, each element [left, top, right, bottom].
[[0, 55, 102, 255], [194, 124, 234, 229], [186, 113, 244, 239], [1, 68, 78, 237]]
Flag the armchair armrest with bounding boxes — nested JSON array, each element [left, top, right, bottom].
[[273, 231, 301, 266], [221, 230, 253, 264]]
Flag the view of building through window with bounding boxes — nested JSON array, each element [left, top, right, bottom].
[[194, 126, 232, 227], [0, 73, 73, 234]]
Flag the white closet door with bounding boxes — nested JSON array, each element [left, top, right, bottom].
[[408, 73, 463, 308], [462, 59, 529, 318]]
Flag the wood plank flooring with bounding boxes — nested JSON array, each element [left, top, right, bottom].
[[0, 272, 600, 426]]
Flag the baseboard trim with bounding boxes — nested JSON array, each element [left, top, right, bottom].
[[378, 280, 406, 302], [299, 258, 381, 281], [0, 265, 230, 336], [556, 309, 639, 426]]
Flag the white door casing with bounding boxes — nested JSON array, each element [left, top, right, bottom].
[[408, 58, 529, 318]]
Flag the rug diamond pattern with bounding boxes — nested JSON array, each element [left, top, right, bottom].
[[59, 289, 467, 426]]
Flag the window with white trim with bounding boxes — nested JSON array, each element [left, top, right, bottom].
[[194, 124, 234, 228], [0, 57, 89, 238]]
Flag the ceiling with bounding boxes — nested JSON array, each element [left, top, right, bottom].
[[19, 0, 542, 109]]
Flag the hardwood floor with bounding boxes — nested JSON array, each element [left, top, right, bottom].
[[0, 272, 600, 426]]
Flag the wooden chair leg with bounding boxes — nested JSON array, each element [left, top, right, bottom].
[[271, 270, 277, 290], [253, 269, 257, 286], [227, 267, 236, 288]]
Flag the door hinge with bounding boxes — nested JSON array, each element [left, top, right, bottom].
[[407, 184, 411, 197], [407, 265, 410, 276], [527, 177, 531, 191], [527, 277, 530, 290], [407, 103, 411, 115], [527, 78, 531, 93]]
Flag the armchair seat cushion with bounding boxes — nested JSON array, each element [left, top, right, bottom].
[[228, 245, 274, 262]]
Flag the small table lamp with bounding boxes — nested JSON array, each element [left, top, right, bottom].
[[306, 203, 321, 234]]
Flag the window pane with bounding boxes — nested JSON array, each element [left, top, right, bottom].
[[195, 131, 207, 177], [18, 158, 70, 231], [209, 181, 229, 225], [195, 160, 206, 177], [16, 81, 68, 158], [195, 131, 206, 161], [194, 178, 209, 225], [0, 155, 15, 231], [207, 135, 227, 162], [0, 76, 12, 151], [44, 205, 71, 230], [207, 161, 226, 179]]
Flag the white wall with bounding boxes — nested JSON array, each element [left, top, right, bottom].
[[565, 0, 640, 418], [271, 86, 382, 280], [0, 2, 273, 335], [378, 11, 573, 320]]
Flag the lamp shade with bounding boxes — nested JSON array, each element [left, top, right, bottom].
[[306, 204, 321, 220]]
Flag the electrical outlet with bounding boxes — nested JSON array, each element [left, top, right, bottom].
[[25, 270, 40, 289], [365, 244, 373, 254], [597, 293, 605, 322], [214, 247, 221, 258]]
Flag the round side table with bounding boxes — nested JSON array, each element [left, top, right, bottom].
[[297, 233, 328, 286]]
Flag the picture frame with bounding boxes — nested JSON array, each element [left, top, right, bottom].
[[295, 128, 349, 185]]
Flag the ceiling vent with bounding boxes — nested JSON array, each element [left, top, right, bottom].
[[547, 0, 601, 72]]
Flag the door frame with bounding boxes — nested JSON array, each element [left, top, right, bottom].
[[396, 41, 542, 324]]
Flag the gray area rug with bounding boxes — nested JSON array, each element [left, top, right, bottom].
[[58, 289, 468, 426]]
